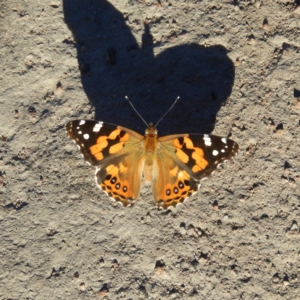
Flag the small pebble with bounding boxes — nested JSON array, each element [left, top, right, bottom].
[[234, 58, 241, 67], [254, 1, 261, 8], [179, 226, 186, 235], [50, 3, 59, 8], [294, 98, 300, 109], [262, 22, 268, 30], [293, 6, 300, 15], [283, 280, 289, 286], [248, 38, 256, 45], [222, 214, 229, 221], [291, 223, 298, 231]]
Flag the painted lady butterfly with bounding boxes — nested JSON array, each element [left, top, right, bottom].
[[66, 112, 239, 209]]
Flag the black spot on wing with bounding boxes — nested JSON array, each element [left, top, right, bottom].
[[177, 137, 184, 146]]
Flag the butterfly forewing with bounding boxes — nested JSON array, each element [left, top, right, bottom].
[[180, 134, 239, 180], [160, 134, 238, 179], [66, 120, 143, 166]]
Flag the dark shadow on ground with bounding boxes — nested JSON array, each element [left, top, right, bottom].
[[63, 0, 235, 135]]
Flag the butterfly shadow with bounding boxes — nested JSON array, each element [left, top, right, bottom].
[[63, 0, 235, 136]]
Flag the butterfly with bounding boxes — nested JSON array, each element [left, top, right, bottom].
[[66, 113, 239, 209]]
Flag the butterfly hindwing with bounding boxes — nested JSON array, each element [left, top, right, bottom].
[[152, 152, 199, 209], [95, 152, 144, 206]]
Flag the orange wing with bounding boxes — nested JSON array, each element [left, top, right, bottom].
[[153, 134, 239, 208], [66, 120, 144, 206]]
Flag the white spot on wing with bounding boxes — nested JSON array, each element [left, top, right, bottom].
[[221, 149, 225, 153], [203, 134, 212, 146], [93, 122, 103, 132], [78, 131, 82, 134], [212, 150, 219, 156], [221, 138, 227, 144], [79, 120, 86, 125], [83, 133, 89, 140]]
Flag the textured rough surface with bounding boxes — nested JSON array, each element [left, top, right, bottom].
[[1, 0, 300, 299]]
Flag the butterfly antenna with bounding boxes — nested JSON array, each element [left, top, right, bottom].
[[154, 96, 180, 128], [125, 96, 148, 127]]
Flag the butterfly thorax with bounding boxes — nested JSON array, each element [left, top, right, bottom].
[[144, 124, 158, 154]]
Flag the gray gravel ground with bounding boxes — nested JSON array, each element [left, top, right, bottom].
[[1, 0, 300, 299]]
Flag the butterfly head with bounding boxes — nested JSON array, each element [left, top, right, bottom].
[[145, 122, 158, 137]]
